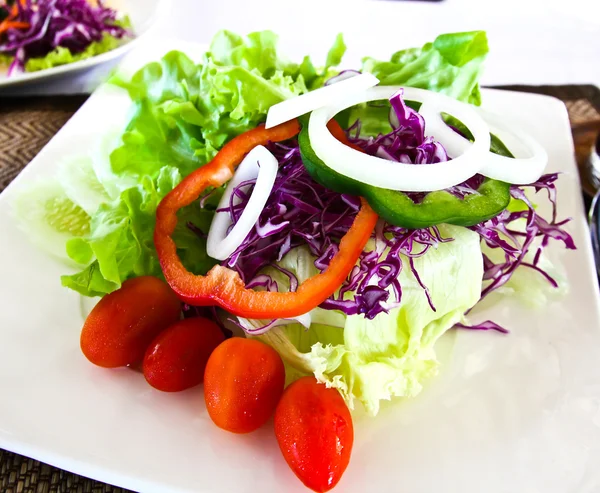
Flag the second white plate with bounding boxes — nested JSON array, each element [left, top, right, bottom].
[[0, 0, 168, 93]]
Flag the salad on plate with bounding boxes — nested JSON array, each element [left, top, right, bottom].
[[0, 0, 132, 76], [13, 29, 575, 492]]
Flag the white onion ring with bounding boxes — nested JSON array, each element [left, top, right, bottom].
[[421, 106, 548, 184], [308, 86, 491, 192], [206, 145, 278, 261], [265, 73, 379, 129], [477, 109, 548, 184]]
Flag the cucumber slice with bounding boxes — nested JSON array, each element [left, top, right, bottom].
[[91, 128, 136, 199], [57, 155, 111, 216], [12, 179, 91, 264]]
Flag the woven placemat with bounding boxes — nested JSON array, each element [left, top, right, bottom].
[[1, 85, 599, 493], [0, 96, 87, 192]]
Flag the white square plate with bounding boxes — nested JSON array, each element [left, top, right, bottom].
[[1, 45, 600, 492]]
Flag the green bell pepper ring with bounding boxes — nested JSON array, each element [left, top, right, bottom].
[[299, 120, 364, 196], [298, 119, 512, 229], [364, 180, 511, 229]]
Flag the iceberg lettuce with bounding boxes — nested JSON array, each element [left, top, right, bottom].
[[252, 225, 483, 415]]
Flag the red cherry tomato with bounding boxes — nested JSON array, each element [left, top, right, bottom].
[[143, 317, 225, 392], [274, 377, 354, 493], [81, 276, 181, 368], [204, 337, 285, 434]]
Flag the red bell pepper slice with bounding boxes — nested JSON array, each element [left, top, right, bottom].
[[154, 119, 378, 319]]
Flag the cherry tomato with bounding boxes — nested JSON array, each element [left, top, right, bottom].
[[143, 317, 225, 392], [81, 276, 181, 368], [204, 337, 285, 434], [274, 377, 354, 493]]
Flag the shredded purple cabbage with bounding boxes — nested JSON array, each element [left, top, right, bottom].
[[454, 320, 510, 334], [207, 90, 575, 331], [217, 143, 360, 286], [320, 223, 452, 318], [473, 173, 576, 301], [0, 0, 130, 75], [348, 89, 448, 166], [348, 88, 486, 204]]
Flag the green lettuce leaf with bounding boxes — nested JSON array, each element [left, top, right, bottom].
[[51, 30, 331, 297], [109, 51, 206, 179], [60, 166, 217, 297], [253, 225, 483, 415], [209, 30, 298, 77], [362, 31, 488, 105], [209, 30, 346, 91], [337, 31, 489, 137], [0, 53, 12, 68], [112, 32, 312, 174], [25, 18, 132, 73], [296, 32, 347, 90]]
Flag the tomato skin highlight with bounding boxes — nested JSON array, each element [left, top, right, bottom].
[[80, 276, 181, 368], [274, 377, 354, 493], [204, 337, 285, 434], [143, 317, 225, 392]]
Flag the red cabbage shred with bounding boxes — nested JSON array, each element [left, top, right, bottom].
[[0, 0, 130, 75]]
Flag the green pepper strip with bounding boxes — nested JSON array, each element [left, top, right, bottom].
[[299, 118, 512, 230]]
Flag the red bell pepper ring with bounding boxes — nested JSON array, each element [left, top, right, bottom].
[[154, 119, 378, 319]]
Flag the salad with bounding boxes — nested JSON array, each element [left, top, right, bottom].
[[14, 30, 575, 492], [0, 0, 131, 76]]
